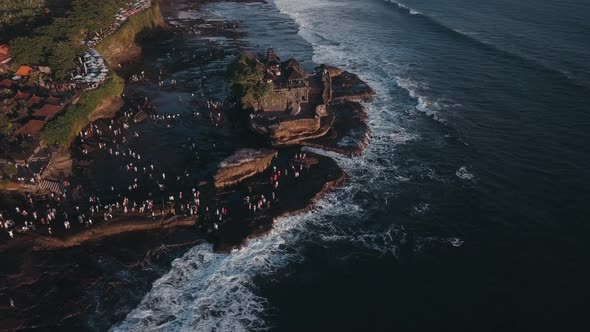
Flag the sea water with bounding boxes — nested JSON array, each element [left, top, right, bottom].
[[112, 0, 590, 331]]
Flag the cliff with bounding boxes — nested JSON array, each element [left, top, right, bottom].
[[97, 0, 166, 68]]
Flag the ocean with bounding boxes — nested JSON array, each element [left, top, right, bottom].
[[111, 0, 590, 331]]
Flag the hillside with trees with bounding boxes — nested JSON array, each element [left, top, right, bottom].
[[8, 0, 127, 80]]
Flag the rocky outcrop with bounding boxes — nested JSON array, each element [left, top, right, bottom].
[[97, 1, 166, 68], [244, 56, 373, 152], [250, 111, 336, 146], [212, 151, 347, 252], [331, 71, 375, 101], [88, 96, 125, 122], [42, 148, 73, 181], [302, 101, 371, 156], [213, 148, 277, 188]]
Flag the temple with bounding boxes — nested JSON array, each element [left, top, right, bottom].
[[245, 48, 374, 148]]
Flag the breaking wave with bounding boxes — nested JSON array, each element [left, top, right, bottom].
[[386, 0, 423, 16], [456, 166, 475, 180], [111, 183, 406, 331], [384, 0, 587, 88], [113, 0, 448, 330], [395, 77, 444, 121]]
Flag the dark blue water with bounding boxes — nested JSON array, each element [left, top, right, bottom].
[[112, 0, 590, 331]]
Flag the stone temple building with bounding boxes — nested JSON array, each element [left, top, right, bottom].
[[255, 48, 328, 114]]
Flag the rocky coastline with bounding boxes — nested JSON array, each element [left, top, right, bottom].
[[2, 27, 374, 256], [0, 1, 374, 330]]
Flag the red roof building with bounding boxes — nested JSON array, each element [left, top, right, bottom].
[[0, 44, 10, 64], [0, 79, 15, 89], [13, 91, 31, 100], [33, 104, 63, 120], [15, 120, 45, 135], [29, 95, 44, 105], [15, 66, 33, 77], [44, 96, 61, 105]]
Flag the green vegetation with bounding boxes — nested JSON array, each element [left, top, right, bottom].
[[0, 114, 12, 136], [5, 1, 160, 146], [226, 53, 271, 109], [1, 163, 17, 179], [9, 0, 127, 80], [0, 0, 46, 25], [97, 1, 163, 62], [41, 74, 124, 145]]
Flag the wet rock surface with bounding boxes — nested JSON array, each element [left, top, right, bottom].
[[210, 151, 346, 252], [331, 70, 375, 101], [213, 148, 277, 188]]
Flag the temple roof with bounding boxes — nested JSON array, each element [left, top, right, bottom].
[[282, 58, 306, 81], [266, 48, 281, 66]]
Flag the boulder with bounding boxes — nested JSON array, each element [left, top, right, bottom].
[[214, 148, 278, 188]]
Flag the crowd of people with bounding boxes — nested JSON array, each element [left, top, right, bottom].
[[1, 87, 314, 242]]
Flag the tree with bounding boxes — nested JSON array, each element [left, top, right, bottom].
[[48, 41, 80, 80], [0, 113, 12, 136], [10, 35, 48, 66], [226, 53, 265, 85], [253, 81, 271, 100], [1, 163, 17, 179], [226, 53, 270, 108]]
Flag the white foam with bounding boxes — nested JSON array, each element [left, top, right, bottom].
[[113, 189, 385, 332], [395, 76, 444, 121], [114, 0, 459, 329], [455, 166, 475, 180], [449, 238, 464, 247], [412, 202, 431, 215]]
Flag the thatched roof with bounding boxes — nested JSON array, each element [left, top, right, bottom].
[[266, 48, 281, 67]]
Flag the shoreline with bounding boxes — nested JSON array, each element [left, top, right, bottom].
[[0, 1, 373, 330], [1, 3, 374, 254]]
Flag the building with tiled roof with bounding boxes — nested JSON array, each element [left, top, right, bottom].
[[33, 104, 63, 120], [29, 95, 44, 105], [0, 78, 15, 88], [13, 91, 31, 100], [44, 96, 62, 105], [0, 44, 11, 64], [15, 66, 33, 77], [266, 48, 281, 68], [15, 120, 45, 136]]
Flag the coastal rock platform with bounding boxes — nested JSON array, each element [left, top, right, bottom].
[[213, 148, 278, 188], [210, 151, 346, 252], [302, 101, 371, 156]]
